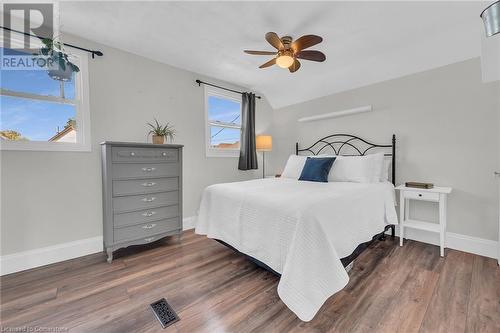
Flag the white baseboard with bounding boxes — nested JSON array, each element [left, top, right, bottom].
[[183, 216, 196, 230], [2, 219, 495, 276], [1, 216, 198, 276], [389, 225, 498, 260], [0, 236, 103, 276]]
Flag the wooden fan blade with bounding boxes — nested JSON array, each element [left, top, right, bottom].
[[259, 58, 276, 68], [291, 35, 323, 52], [265, 32, 284, 50], [296, 50, 326, 62], [289, 59, 301, 73], [244, 50, 277, 55]]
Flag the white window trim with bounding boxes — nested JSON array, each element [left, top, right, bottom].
[[0, 34, 91, 152], [204, 85, 242, 158]]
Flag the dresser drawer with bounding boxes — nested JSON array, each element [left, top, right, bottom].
[[114, 205, 179, 228], [403, 190, 440, 202], [112, 147, 178, 163], [113, 191, 179, 213], [113, 177, 178, 196], [112, 163, 179, 179], [114, 217, 181, 243]]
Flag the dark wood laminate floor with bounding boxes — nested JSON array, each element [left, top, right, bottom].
[[1, 230, 499, 332]]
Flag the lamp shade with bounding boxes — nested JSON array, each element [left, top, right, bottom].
[[481, 0, 500, 37], [256, 135, 272, 151]]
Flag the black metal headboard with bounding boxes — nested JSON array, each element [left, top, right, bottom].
[[296, 134, 396, 185]]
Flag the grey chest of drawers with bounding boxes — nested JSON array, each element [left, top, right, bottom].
[[100, 142, 183, 262]]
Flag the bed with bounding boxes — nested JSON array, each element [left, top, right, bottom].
[[195, 134, 398, 321]]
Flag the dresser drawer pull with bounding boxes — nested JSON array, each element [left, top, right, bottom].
[[142, 211, 156, 217], [144, 237, 155, 242], [418, 193, 422, 197], [141, 197, 156, 202], [130, 152, 136, 156], [162, 152, 167, 156], [142, 223, 157, 229], [141, 182, 156, 187], [142, 167, 156, 172]]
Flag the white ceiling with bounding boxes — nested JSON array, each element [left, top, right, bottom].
[[58, 1, 487, 109]]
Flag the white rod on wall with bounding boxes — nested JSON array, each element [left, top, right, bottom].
[[298, 105, 373, 122]]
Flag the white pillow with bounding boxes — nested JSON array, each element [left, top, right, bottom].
[[281, 155, 307, 179], [329, 153, 384, 183], [380, 158, 391, 182], [371, 153, 385, 182]]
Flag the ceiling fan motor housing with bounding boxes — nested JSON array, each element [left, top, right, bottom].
[[280, 36, 293, 48], [279, 49, 294, 57]]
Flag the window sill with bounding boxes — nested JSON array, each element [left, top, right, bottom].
[[0, 141, 91, 152], [206, 149, 240, 158]]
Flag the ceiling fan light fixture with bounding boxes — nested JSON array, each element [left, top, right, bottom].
[[276, 54, 294, 68], [481, 0, 500, 37]]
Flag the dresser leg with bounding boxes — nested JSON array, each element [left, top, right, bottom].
[[106, 248, 113, 263], [177, 233, 182, 243]]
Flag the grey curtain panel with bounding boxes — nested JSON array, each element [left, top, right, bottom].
[[238, 92, 258, 170]]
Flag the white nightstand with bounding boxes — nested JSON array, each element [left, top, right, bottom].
[[396, 185, 452, 257]]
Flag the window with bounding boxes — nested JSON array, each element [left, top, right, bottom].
[[204, 86, 242, 157], [0, 35, 90, 151]]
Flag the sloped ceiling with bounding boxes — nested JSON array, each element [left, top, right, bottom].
[[58, 1, 486, 109]]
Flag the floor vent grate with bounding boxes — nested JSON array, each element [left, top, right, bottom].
[[150, 298, 179, 328]]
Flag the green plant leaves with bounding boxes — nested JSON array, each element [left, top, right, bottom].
[[147, 118, 176, 138], [36, 38, 80, 75]]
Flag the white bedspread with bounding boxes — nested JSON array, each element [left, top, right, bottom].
[[195, 178, 397, 321]]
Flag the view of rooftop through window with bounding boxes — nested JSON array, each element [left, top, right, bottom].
[[208, 95, 241, 149], [0, 47, 77, 143]]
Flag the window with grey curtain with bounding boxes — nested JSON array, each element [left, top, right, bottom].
[[238, 92, 258, 170]]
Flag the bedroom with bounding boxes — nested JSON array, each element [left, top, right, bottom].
[[0, 1, 499, 332]]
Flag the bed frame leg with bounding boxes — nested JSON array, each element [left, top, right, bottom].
[[380, 225, 395, 241]]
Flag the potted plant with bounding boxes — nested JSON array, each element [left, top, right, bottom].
[[147, 119, 176, 144], [37, 38, 80, 82]]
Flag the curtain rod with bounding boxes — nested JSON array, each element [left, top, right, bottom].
[[195, 79, 261, 99], [1, 26, 104, 58]]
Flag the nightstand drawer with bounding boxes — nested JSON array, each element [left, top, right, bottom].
[[403, 190, 439, 202]]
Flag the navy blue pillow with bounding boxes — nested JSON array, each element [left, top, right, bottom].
[[298, 157, 336, 182]]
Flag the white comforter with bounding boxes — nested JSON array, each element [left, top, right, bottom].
[[195, 178, 398, 321]]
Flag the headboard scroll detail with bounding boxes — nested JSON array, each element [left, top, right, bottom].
[[295, 134, 396, 185]]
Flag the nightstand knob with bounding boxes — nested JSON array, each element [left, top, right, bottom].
[[418, 194, 422, 197]]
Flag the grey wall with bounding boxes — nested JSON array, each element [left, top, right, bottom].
[[2, 38, 498, 257], [0, 35, 274, 255], [269, 58, 500, 241]]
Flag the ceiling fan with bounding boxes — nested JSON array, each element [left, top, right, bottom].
[[244, 32, 326, 73]]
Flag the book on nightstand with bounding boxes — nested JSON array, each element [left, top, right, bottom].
[[405, 181, 434, 189]]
